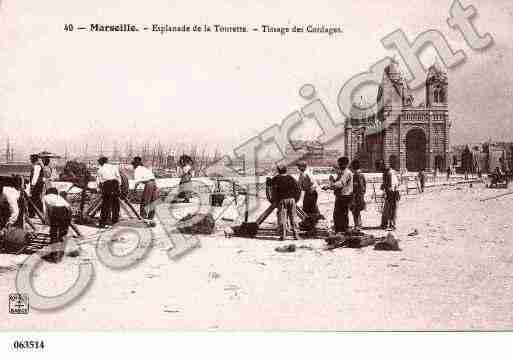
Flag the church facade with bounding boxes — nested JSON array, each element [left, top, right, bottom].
[[344, 59, 451, 172]]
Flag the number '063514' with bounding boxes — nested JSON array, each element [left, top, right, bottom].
[[13, 340, 45, 350]]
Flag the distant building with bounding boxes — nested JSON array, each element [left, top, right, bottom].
[[487, 142, 513, 173], [451, 141, 513, 174], [345, 59, 451, 172], [285, 140, 342, 167]]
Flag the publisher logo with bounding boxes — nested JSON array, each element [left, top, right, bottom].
[[9, 293, 29, 314]]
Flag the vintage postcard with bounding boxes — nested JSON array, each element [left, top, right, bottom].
[[0, 0, 513, 348]]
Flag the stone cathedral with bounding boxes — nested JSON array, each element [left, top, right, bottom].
[[344, 58, 451, 172]]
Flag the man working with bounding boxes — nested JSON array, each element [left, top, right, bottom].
[[271, 164, 301, 241], [43, 188, 72, 262], [324, 157, 353, 234], [42, 156, 58, 191], [0, 182, 20, 230], [132, 156, 159, 220], [96, 157, 121, 228], [350, 159, 366, 231], [417, 169, 426, 193], [177, 155, 194, 203], [29, 154, 44, 218], [381, 163, 400, 230], [490, 166, 505, 187], [296, 161, 321, 219]]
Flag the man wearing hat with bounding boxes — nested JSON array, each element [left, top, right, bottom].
[[96, 156, 121, 228], [42, 187, 72, 262], [132, 157, 159, 220], [271, 164, 301, 240], [296, 161, 321, 219], [177, 154, 194, 203], [323, 157, 353, 234], [28, 154, 44, 218], [0, 181, 20, 230], [381, 162, 400, 230]]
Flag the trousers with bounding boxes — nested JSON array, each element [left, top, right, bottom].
[[333, 195, 352, 233], [48, 206, 72, 244], [140, 180, 159, 220], [302, 190, 320, 217], [277, 198, 298, 239], [100, 180, 120, 226]]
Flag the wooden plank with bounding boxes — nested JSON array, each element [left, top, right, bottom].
[[255, 204, 276, 226], [121, 196, 144, 220]]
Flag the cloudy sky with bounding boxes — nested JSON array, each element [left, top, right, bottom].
[[1, 0, 512, 158]]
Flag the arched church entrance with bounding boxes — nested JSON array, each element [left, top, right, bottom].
[[406, 128, 427, 171]]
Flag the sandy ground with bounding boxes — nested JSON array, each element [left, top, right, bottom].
[[1, 179, 513, 331]]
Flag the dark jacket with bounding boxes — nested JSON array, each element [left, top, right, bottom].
[[353, 170, 367, 195], [271, 174, 300, 203], [0, 194, 11, 229], [381, 169, 396, 192], [30, 164, 44, 189], [351, 170, 367, 212]]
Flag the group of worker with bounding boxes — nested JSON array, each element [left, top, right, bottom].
[[95, 156, 160, 228], [0, 153, 167, 261], [0, 153, 72, 261], [96, 155, 197, 227], [27, 153, 193, 231], [28, 154, 58, 218], [1, 152, 403, 250], [271, 157, 401, 240]]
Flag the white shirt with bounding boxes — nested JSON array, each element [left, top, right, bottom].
[[31, 164, 42, 186], [43, 194, 70, 223], [43, 193, 70, 208], [43, 165, 58, 181], [134, 166, 155, 183], [96, 163, 121, 185], [2, 187, 20, 226], [333, 168, 353, 196]]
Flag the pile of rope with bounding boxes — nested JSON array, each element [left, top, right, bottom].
[[59, 160, 93, 186], [177, 213, 216, 235], [65, 190, 101, 218]]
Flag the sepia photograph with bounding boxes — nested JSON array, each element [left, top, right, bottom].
[[1, 0, 513, 356]]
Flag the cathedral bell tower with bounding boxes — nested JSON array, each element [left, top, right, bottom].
[[426, 63, 448, 107]]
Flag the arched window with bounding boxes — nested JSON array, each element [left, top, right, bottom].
[[356, 134, 364, 152], [439, 89, 445, 102], [434, 89, 440, 103]]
